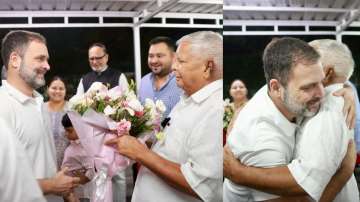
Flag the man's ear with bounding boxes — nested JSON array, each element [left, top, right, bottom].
[[323, 66, 334, 85], [269, 79, 282, 97], [9, 52, 21, 69], [203, 60, 214, 79]]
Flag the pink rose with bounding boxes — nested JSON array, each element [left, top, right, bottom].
[[116, 119, 131, 135], [135, 110, 144, 118]]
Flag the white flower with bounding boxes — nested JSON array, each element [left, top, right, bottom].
[[125, 90, 137, 101], [87, 82, 107, 94], [224, 98, 231, 107], [81, 96, 94, 106], [69, 94, 85, 106], [127, 99, 144, 112], [144, 98, 155, 109], [119, 74, 129, 94], [95, 91, 107, 100], [104, 105, 116, 116], [108, 86, 122, 100], [125, 107, 135, 116], [155, 100, 166, 113], [144, 99, 157, 121]]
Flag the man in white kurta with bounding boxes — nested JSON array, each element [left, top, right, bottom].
[[0, 81, 62, 201], [106, 31, 223, 202], [224, 85, 300, 201], [0, 30, 79, 202], [224, 38, 358, 201], [288, 83, 359, 201], [132, 79, 223, 202], [0, 118, 46, 202]]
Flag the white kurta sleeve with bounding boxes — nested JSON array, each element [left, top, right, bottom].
[[180, 105, 223, 202], [288, 110, 349, 201]]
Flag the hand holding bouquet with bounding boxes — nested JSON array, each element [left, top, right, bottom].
[[68, 74, 166, 202]]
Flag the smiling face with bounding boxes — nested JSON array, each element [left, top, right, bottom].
[[172, 42, 208, 96], [88, 46, 108, 72], [148, 42, 174, 77], [230, 80, 247, 102], [18, 41, 50, 89], [47, 79, 66, 102], [281, 61, 325, 117]]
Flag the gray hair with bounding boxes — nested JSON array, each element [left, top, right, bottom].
[[1, 30, 46, 70], [176, 31, 223, 71], [309, 39, 354, 80]]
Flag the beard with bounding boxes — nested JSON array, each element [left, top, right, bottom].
[[19, 62, 46, 89], [283, 87, 321, 118], [150, 64, 172, 77], [91, 65, 105, 73]]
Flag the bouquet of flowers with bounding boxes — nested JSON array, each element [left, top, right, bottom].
[[68, 74, 166, 202], [223, 98, 234, 131]]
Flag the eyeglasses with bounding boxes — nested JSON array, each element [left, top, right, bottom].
[[89, 54, 106, 61]]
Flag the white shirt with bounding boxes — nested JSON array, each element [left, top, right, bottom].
[[288, 83, 359, 201], [224, 85, 299, 202], [0, 118, 46, 202], [0, 81, 62, 202], [132, 80, 223, 202]]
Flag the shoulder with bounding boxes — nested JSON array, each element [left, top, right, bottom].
[[141, 73, 152, 81], [0, 89, 16, 126], [82, 71, 94, 79], [108, 67, 121, 75], [322, 93, 344, 114], [0, 88, 15, 109]]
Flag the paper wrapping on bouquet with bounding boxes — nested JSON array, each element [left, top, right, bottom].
[[68, 110, 131, 202]]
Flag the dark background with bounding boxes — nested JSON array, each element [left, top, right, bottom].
[[0, 27, 220, 98], [224, 35, 360, 99]]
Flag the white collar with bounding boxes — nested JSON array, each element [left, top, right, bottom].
[[181, 79, 222, 104]]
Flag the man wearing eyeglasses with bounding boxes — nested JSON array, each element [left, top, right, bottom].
[[76, 43, 128, 202], [76, 42, 122, 94]]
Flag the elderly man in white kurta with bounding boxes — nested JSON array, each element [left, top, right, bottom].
[[0, 30, 79, 202], [0, 118, 46, 202], [287, 39, 359, 201], [107, 31, 223, 202]]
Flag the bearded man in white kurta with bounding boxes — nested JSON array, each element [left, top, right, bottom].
[[0, 30, 79, 202]]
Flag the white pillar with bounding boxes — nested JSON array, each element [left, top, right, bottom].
[[336, 25, 342, 42], [133, 17, 142, 92]]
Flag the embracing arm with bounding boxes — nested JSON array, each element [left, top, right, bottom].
[[333, 84, 356, 129], [319, 140, 356, 202], [223, 146, 306, 196]]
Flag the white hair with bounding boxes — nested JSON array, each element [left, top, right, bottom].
[[309, 39, 354, 80], [176, 31, 223, 71]]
